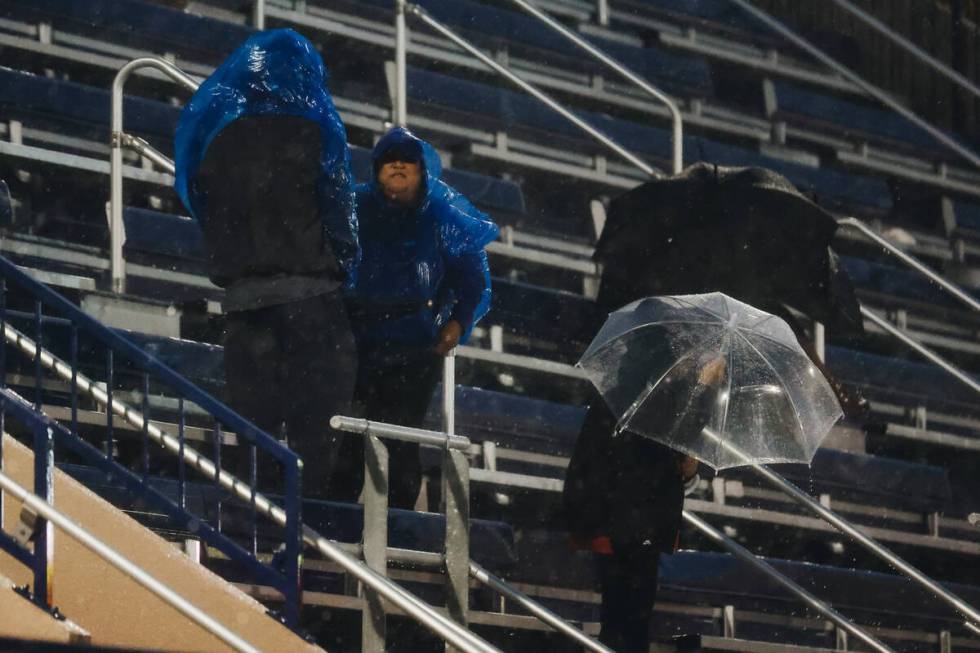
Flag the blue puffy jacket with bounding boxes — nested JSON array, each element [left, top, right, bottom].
[[351, 127, 498, 355], [173, 29, 359, 287]]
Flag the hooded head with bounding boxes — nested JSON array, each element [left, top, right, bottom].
[[174, 29, 351, 224], [368, 127, 443, 210]]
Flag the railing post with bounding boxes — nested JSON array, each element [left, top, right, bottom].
[[441, 348, 469, 646], [813, 321, 825, 363], [32, 421, 54, 609], [394, 0, 409, 126], [108, 135, 126, 294], [363, 434, 389, 653], [443, 447, 470, 647], [109, 58, 199, 296], [282, 456, 303, 629], [252, 0, 266, 30], [443, 350, 456, 437], [596, 0, 609, 26]]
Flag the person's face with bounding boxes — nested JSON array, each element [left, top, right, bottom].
[[377, 159, 423, 207]]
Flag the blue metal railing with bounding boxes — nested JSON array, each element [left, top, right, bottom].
[[0, 254, 304, 627], [0, 390, 53, 610]]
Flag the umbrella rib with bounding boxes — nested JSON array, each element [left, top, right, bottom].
[[617, 333, 724, 434], [734, 324, 810, 357], [715, 331, 736, 466], [731, 328, 810, 456], [672, 294, 728, 322], [579, 321, 722, 364]]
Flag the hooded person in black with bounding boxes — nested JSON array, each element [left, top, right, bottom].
[[174, 30, 359, 498], [564, 352, 714, 652]]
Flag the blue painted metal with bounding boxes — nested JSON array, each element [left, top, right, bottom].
[[0, 388, 288, 591], [178, 396, 185, 510], [282, 458, 302, 628], [69, 325, 78, 438], [212, 421, 222, 532], [32, 301, 41, 411], [32, 416, 53, 608], [105, 348, 114, 457], [141, 372, 150, 479], [0, 253, 304, 627], [0, 530, 34, 568]]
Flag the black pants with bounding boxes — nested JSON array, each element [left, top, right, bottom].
[[328, 351, 442, 509], [596, 543, 662, 653], [224, 292, 357, 500]]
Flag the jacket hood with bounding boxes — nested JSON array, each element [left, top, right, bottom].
[[174, 29, 350, 221], [368, 126, 443, 208]]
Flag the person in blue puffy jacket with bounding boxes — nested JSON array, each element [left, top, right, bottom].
[[328, 127, 498, 508], [174, 29, 359, 499]]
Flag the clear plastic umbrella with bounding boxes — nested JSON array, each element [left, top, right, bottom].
[[578, 293, 842, 470]]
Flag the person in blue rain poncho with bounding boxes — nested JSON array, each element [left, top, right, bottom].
[[327, 127, 498, 509], [174, 29, 359, 499]]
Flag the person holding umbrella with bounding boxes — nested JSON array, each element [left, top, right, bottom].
[[564, 356, 718, 652], [565, 293, 843, 652], [327, 126, 499, 509], [591, 162, 868, 421]]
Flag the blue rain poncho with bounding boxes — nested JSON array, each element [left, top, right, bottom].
[[352, 127, 498, 353], [173, 29, 359, 286]]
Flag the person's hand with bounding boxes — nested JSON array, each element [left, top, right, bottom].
[[677, 454, 699, 481], [698, 356, 727, 386], [434, 320, 463, 356]]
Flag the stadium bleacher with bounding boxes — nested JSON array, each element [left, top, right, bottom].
[[3, 0, 980, 650]]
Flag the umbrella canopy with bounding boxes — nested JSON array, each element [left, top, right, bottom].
[[578, 293, 842, 470], [594, 163, 862, 337]]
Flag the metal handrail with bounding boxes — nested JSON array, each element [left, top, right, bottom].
[[862, 306, 980, 397], [0, 469, 261, 653], [727, 0, 980, 169], [469, 561, 615, 653], [682, 511, 893, 653], [403, 3, 658, 177], [827, 0, 980, 104], [110, 57, 200, 294], [0, 316, 499, 653], [0, 262, 498, 652], [503, 0, 683, 174], [389, 9, 980, 635], [837, 217, 980, 314], [331, 415, 615, 653], [699, 426, 980, 631]]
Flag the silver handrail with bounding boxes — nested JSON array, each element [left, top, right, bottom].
[[682, 511, 894, 653], [331, 415, 613, 653], [503, 0, 683, 174], [2, 322, 500, 653], [837, 217, 980, 314], [699, 426, 980, 631], [395, 0, 408, 126], [862, 306, 980, 396], [403, 3, 658, 177], [110, 58, 199, 294], [727, 0, 980, 169], [0, 470, 261, 653], [827, 0, 980, 103], [386, 10, 980, 633], [469, 561, 615, 653], [748, 455, 980, 631]]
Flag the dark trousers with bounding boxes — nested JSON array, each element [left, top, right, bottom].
[[597, 544, 662, 653], [224, 292, 357, 500], [328, 351, 442, 509]]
